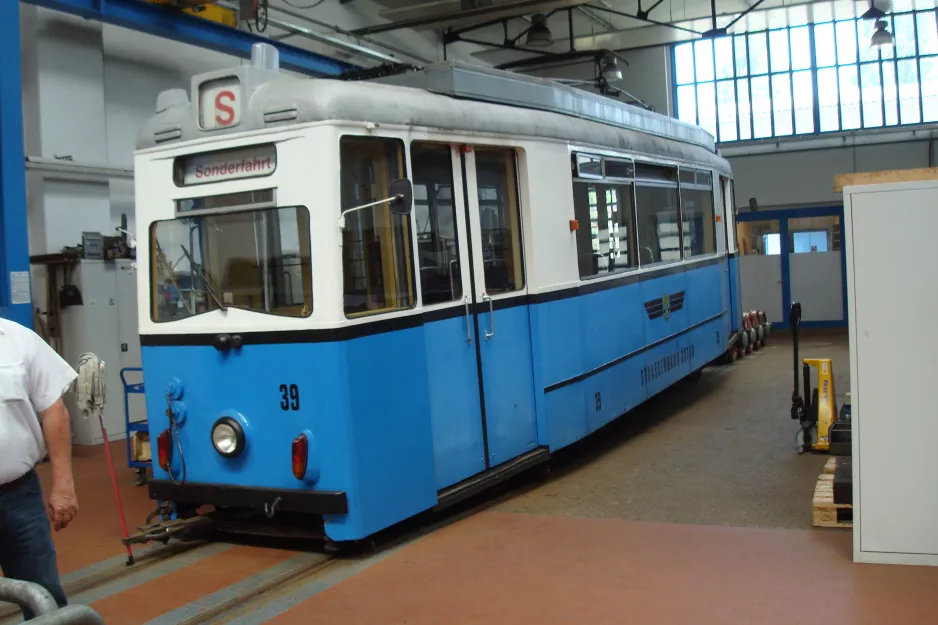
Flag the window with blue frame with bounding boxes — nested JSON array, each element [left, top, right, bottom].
[[674, 10, 938, 142]]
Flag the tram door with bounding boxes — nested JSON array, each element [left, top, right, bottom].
[[416, 143, 537, 492], [461, 145, 539, 470]]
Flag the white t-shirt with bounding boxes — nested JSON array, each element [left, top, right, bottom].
[[0, 318, 78, 484]]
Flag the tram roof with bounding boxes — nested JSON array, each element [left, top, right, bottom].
[[137, 58, 729, 173]]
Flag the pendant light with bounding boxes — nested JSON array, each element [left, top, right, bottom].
[[525, 14, 553, 47], [870, 19, 895, 49]]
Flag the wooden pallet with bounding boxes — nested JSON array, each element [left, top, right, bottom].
[[812, 471, 853, 528]]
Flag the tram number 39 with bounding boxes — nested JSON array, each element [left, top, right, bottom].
[[279, 384, 300, 411]]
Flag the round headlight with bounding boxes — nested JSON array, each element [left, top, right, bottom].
[[211, 417, 244, 457]]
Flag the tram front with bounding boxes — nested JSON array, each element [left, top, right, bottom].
[[133, 45, 423, 545]]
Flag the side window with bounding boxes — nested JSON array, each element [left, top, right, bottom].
[[475, 148, 524, 295], [679, 169, 717, 258], [634, 163, 681, 265], [723, 177, 738, 254], [573, 181, 635, 278], [411, 143, 463, 306], [340, 136, 415, 317]]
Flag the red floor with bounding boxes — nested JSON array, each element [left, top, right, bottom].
[[268, 511, 938, 625], [35, 441, 154, 573], [21, 434, 938, 625]]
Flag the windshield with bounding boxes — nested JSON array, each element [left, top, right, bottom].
[[149, 206, 312, 322]]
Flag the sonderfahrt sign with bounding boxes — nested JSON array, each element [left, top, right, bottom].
[[177, 144, 277, 186]]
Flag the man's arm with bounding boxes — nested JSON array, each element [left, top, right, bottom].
[[39, 398, 79, 531], [16, 321, 80, 531]]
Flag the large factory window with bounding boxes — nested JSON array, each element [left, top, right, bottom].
[[340, 136, 415, 317], [634, 164, 681, 265], [572, 182, 635, 278], [411, 143, 463, 305], [674, 9, 938, 142], [474, 148, 525, 295], [679, 170, 717, 259], [149, 206, 312, 322]]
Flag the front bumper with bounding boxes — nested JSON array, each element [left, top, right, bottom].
[[148, 480, 348, 515]]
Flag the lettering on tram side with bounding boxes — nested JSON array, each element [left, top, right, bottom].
[[280, 384, 300, 411], [639, 345, 695, 387]]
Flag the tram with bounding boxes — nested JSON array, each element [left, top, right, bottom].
[[135, 43, 747, 544]]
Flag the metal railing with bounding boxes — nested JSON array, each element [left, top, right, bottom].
[[0, 579, 104, 625]]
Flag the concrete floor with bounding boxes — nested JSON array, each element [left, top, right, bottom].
[[497, 330, 850, 529]]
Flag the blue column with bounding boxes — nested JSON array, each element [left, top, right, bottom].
[[0, 1, 31, 327]]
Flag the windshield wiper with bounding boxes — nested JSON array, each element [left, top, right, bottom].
[[180, 244, 228, 312]]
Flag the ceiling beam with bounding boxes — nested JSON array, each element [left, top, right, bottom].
[[351, 0, 594, 36], [24, 0, 356, 76]]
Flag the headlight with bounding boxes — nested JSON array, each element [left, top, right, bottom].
[[211, 417, 244, 457]]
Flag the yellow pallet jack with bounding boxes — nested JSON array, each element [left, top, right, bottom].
[[789, 301, 852, 455]]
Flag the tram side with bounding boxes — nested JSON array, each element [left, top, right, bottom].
[[518, 143, 734, 454]]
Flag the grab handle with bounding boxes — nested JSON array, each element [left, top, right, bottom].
[[483, 294, 495, 340], [463, 295, 472, 344]]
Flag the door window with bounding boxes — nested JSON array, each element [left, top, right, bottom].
[[474, 148, 525, 294], [788, 216, 841, 253], [411, 143, 463, 305], [737, 219, 782, 255]]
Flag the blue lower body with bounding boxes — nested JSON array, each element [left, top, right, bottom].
[[143, 260, 731, 543], [531, 261, 728, 452], [0, 469, 68, 620], [728, 255, 742, 333]]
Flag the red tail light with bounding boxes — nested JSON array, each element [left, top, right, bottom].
[[292, 434, 308, 480], [157, 429, 172, 471]]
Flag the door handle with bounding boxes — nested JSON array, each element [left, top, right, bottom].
[[483, 293, 495, 340], [463, 295, 472, 344]]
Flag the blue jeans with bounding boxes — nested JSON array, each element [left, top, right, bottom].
[[0, 469, 68, 620]]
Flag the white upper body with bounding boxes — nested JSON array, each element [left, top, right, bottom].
[[0, 318, 78, 484]]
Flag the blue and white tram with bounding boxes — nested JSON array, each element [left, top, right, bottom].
[[135, 45, 744, 544]]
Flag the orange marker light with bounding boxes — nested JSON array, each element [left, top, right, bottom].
[[569, 219, 580, 231]]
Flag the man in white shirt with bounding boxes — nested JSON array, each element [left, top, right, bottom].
[[0, 318, 79, 620]]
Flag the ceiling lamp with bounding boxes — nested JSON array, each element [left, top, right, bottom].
[[871, 19, 895, 49], [599, 54, 622, 81], [525, 14, 552, 47]]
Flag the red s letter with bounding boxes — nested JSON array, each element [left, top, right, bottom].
[[215, 91, 235, 125]]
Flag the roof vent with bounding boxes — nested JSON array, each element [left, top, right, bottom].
[[264, 105, 298, 123], [251, 43, 280, 72], [154, 126, 183, 143]]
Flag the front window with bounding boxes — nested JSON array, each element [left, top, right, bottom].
[[149, 206, 312, 322]]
